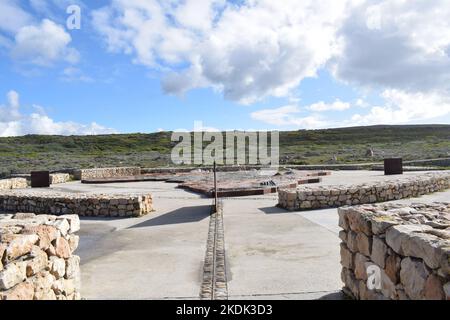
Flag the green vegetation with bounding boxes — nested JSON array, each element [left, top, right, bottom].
[[0, 125, 449, 177]]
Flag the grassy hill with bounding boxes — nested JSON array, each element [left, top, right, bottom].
[[0, 125, 449, 176]]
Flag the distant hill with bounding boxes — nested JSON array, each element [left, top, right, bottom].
[[1, 125, 449, 176]]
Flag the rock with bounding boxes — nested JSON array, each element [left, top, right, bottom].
[[371, 237, 388, 268], [356, 232, 372, 257], [54, 237, 71, 259], [4, 234, 39, 262], [67, 235, 79, 253], [346, 231, 358, 252], [31, 271, 56, 300], [424, 274, 445, 300], [371, 215, 400, 235], [25, 246, 48, 277], [444, 282, 450, 300], [22, 225, 58, 250], [47, 219, 70, 237], [386, 224, 431, 255], [49, 256, 66, 279], [354, 253, 369, 280], [0, 243, 6, 271], [400, 257, 430, 300], [65, 256, 80, 279], [385, 253, 401, 284], [0, 281, 34, 300], [0, 261, 27, 290], [59, 215, 80, 233], [346, 209, 372, 236], [340, 243, 354, 270]]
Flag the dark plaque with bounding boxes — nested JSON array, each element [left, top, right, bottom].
[[384, 158, 403, 175], [31, 171, 50, 188]]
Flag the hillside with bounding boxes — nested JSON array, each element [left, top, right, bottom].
[[0, 125, 449, 176]]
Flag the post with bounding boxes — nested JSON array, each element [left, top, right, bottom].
[[214, 161, 218, 212]]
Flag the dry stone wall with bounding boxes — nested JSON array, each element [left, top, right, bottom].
[[74, 167, 141, 180], [0, 192, 153, 218], [338, 202, 450, 300], [0, 178, 28, 190], [278, 172, 450, 211], [50, 174, 70, 185], [0, 213, 80, 300]]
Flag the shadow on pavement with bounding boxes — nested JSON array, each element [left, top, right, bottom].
[[128, 205, 211, 228], [258, 206, 288, 215]]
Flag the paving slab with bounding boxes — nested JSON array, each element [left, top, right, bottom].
[[222, 196, 342, 299]]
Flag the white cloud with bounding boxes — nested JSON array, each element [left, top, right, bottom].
[[0, 0, 32, 34], [11, 19, 79, 66], [0, 90, 116, 137], [250, 105, 327, 129], [333, 0, 450, 93], [93, 0, 349, 104], [350, 90, 450, 126], [307, 100, 351, 112], [61, 67, 93, 83]]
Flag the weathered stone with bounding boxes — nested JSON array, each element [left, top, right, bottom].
[[0, 281, 34, 300], [346, 231, 358, 252], [356, 232, 372, 257], [47, 219, 70, 237], [0, 261, 27, 290], [4, 234, 39, 262], [65, 255, 80, 279], [444, 282, 450, 300], [340, 243, 354, 270], [400, 258, 430, 300], [49, 256, 65, 279], [424, 274, 445, 300], [385, 253, 401, 284], [31, 271, 56, 300], [54, 237, 71, 259], [67, 235, 79, 253], [59, 215, 80, 233], [354, 253, 369, 280], [25, 246, 48, 277], [371, 236, 388, 268], [386, 224, 432, 255], [22, 224, 58, 250]]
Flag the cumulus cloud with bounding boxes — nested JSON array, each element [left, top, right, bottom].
[[11, 19, 79, 66], [93, 0, 349, 104], [0, 91, 116, 137], [307, 100, 351, 112], [251, 105, 327, 129], [0, 0, 32, 34], [350, 90, 450, 126], [332, 0, 450, 93]]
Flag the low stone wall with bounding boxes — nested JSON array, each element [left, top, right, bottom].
[[338, 203, 449, 300], [278, 172, 450, 211], [0, 178, 28, 190], [0, 192, 153, 217], [50, 174, 70, 185], [73, 167, 141, 180], [0, 213, 81, 300]]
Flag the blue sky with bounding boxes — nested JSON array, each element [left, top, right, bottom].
[[0, 0, 449, 136]]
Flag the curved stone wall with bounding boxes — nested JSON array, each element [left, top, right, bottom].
[[0, 178, 28, 190], [278, 172, 450, 211], [0, 192, 153, 217], [73, 167, 141, 180]]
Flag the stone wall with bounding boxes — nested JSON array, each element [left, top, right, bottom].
[[50, 174, 70, 185], [0, 213, 80, 300], [278, 172, 450, 211], [0, 192, 153, 218], [338, 203, 450, 300], [0, 178, 28, 190], [73, 167, 141, 180]]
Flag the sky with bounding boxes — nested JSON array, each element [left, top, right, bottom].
[[0, 0, 450, 136]]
